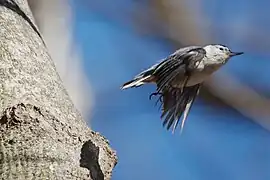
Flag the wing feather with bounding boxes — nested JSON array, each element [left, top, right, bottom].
[[153, 47, 206, 92], [159, 84, 201, 133]]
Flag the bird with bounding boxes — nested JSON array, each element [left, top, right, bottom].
[[121, 44, 243, 133]]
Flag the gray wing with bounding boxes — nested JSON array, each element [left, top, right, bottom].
[[161, 84, 201, 133], [153, 46, 206, 92], [172, 46, 202, 56]]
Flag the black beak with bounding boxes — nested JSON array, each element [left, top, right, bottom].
[[229, 52, 244, 57]]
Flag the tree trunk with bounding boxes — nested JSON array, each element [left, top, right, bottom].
[[0, 0, 117, 179], [28, 0, 93, 119]]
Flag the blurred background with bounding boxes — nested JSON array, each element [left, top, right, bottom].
[[28, 0, 270, 179]]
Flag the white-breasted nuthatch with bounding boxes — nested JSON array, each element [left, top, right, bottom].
[[121, 44, 243, 133]]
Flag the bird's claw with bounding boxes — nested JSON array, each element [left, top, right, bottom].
[[149, 92, 164, 107], [149, 92, 162, 100]]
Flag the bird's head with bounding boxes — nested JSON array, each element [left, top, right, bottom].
[[203, 44, 243, 63]]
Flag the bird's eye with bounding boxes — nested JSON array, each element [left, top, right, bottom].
[[219, 47, 224, 51]]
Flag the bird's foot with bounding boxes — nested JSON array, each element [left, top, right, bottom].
[[149, 92, 162, 100], [149, 92, 164, 107]]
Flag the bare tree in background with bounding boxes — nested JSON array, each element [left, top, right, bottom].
[[28, 0, 92, 119], [0, 0, 116, 179]]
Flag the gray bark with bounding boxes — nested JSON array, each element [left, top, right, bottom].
[[28, 0, 93, 119], [0, 0, 117, 179]]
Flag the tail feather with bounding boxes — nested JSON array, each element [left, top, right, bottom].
[[121, 66, 156, 90], [121, 75, 152, 90]]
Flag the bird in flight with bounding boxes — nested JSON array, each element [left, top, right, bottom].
[[121, 44, 243, 133]]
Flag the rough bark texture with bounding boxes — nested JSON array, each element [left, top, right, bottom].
[[28, 0, 93, 119], [0, 0, 117, 179]]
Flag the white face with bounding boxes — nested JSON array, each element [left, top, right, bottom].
[[204, 45, 231, 63]]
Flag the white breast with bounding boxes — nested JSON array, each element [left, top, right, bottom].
[[186, 72, 211, 86], [188, 63, 222, 86], [171, 62, 222, 88]]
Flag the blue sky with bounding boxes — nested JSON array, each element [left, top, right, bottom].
[[71, 1, 270, 179]]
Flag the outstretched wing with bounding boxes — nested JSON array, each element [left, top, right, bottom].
[[161, 84, 201, 133], [153, 47, 206, 92]]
